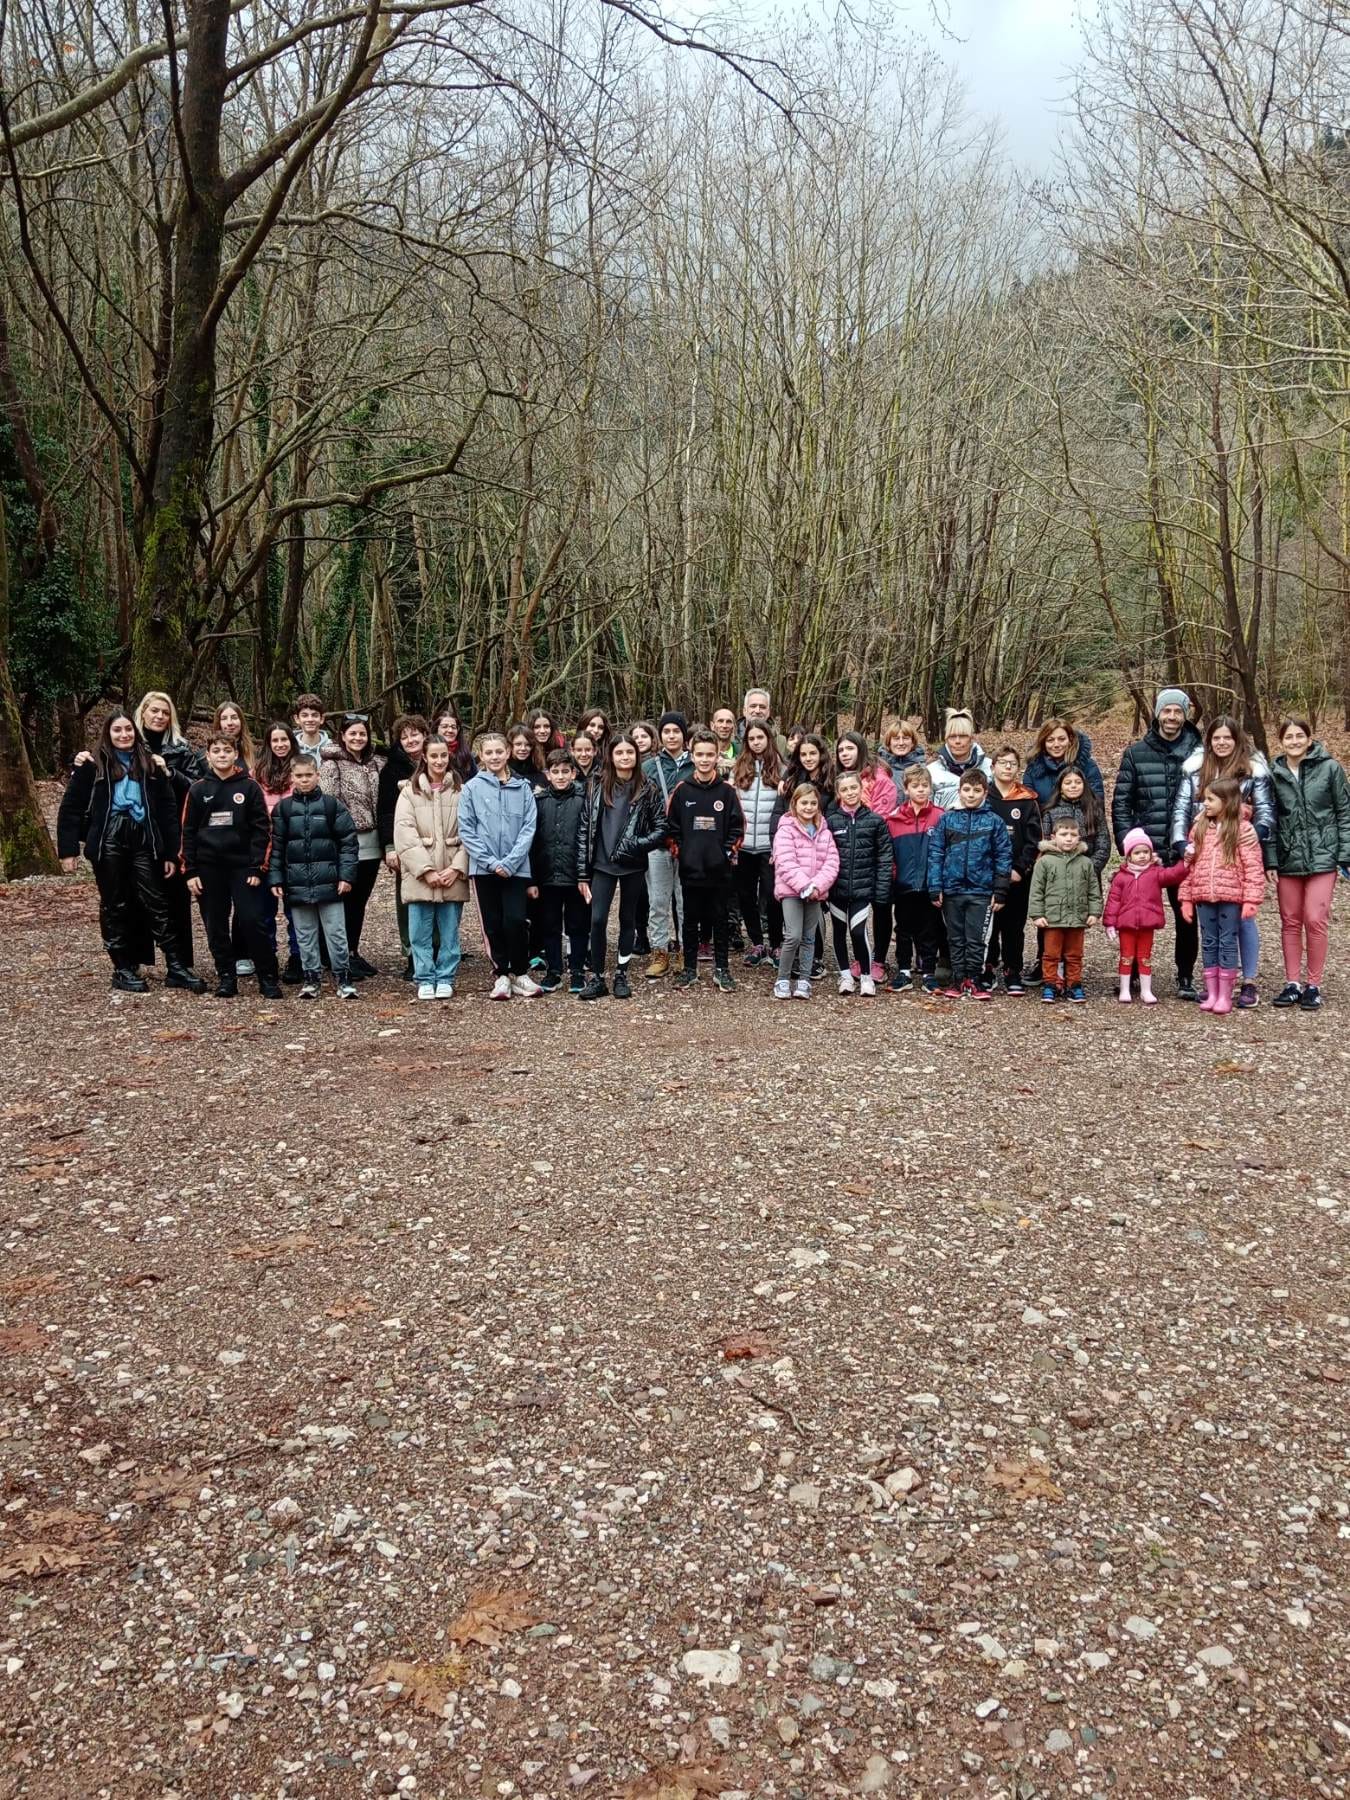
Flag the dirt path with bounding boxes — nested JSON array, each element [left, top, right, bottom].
[[1, 870, 1347, 1800]]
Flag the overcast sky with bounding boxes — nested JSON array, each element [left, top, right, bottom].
[[920, 0, 1082, 165]]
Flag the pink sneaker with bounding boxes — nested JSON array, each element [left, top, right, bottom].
[[870, 962, 886, 982]]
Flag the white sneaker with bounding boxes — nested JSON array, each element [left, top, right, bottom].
[[793, 979, 812, 1000], [859, 974, 877, 997], [772, 979, 791, 1000], [435, 982, 454, 999], [838, 971, 856, 995], [490, 975, 512, 1000], [511, 974, 542, 998], [235, 958, 255, 977], [417, 982, 436, 1001]]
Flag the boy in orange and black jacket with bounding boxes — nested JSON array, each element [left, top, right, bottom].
[[668, 728, 744, 991], [182, 734, 279, 999]]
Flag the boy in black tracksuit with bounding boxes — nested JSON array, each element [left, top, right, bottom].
[[527, 749, 590, 993], [984, 747, 1042, 994], [825, 771, 893, 994], [182, 735, 280, 997], [668, 731, 744, 990]]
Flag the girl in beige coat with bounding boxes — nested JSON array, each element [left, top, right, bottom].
[[393, 738, 470, 998]]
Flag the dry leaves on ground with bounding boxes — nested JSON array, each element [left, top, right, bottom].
[[1213, 1058, 1256, 1076], [130, 1469, 204, 1509], [325, 1296, 374, 1319], [229, 1234, 320, 1263], [447, 1586, 539, 1648], [0, 1323, 45, 1352], [0, 1272, 64, 1299], [982, 1457, 1065, 1502], [717, 1329, 778, 1361], [622, 1765, 726, 1799], [356, 1656, 468, 1716], [0, 1542, 95, 1582]]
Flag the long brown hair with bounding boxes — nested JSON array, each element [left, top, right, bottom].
[[95, 712, 157, 787], [599, 732, 649, 806], [733, 722, 783, 789], [1193, 775, 1243, 863], [1032, 717, 1080, 762], [254, 722, 298, 794], [210, 702, 254, 766], [1047, 765, 1102, 836], [1198, 715, 1253, 793]]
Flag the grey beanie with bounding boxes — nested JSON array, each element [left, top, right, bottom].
[[1154, 687, 1191, 717]]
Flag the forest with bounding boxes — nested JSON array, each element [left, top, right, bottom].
[[1, 0, 1348, 877]]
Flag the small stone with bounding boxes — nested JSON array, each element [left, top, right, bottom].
[[860, 1753, 892, 1792], [317, 1661, 336, 1681], [1123, 1615, 1157, 1640], [1021, 1308, 1047, 1326], [217, 1349, 246, 1366], [1034, 1637, 1060, 1658], [5, 1658, 23, 1677], [775, 1715, 799, 1745], [863, 1678, 897, 1699], [809, 1654, 855, 1682], [1285, 1607, 1312, 1629], [884, 1467, 921, 1498], [1045, 1729, 1073, 1754], [706, 1715, 731, 1748], [788, 1482, 822, 1511], [974, 1696, 1000, 1719], [682, 1649, 742, 1687], [1198, 1646, 1233, 1668]]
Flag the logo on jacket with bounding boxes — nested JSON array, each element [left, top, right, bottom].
[[232, 792, 246, 804], [713, 800, 724, 812]]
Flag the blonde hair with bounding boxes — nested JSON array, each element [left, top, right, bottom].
[[790, 782, 822, 818], [134, 690, 184, 741]]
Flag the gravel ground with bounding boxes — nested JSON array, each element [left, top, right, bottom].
[[2, 749, 1348, 1800]]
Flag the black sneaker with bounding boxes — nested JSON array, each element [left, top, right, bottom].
[[1298, 984, 1322, 1011], [1272, 982, 1303, 1008], [889, 967, 911, 992], [538, 972, 562, 993], [111, 967, 148, 993], [673, 967, 698, 988], [713, 966, 736, 992], [612, 968, 632, 1000], [577, 976, 609, 1001], [258, 977, 283, 1000], [1004, 974, 1024, 996], [281, 952, 303, 984], [634, 936, 652, 957], [569, 973, 586, 994], [349, 953, 378, 980], [1176, 975, 1199, 1002], [215, 974, 238, 999], [300, 978, 320, 1000]]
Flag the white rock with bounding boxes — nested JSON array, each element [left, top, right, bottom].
[[974, 1634, 1007, 1662], [860, 1753, 893, 1792], [863, 1678, 897, 1699], [1046, 1728, 1073, 1753], [884, 1467, 921, 1498], [500, 1677, 522, 1699], [788, 1482, 822, 1511], [974, 1696, 1000, 1719], [1034, 1637, 1060, 1659], [1123, 1615, 1157, 1640], [1021, 1308, 1047, 1326], [217, 1349, 246, 1366], [1285, 1607, 1312, 1629], [5, 1658, 23, 1677], [1198, 1646, 1233, 1668], [906, 1393, 941, 1409], [317, 1661, 336, 1681], [787, 1248, 827, 1269], [681, 1648, 742, 1687], [268, 1496, 302, 1519]]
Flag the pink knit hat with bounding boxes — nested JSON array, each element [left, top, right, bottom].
[[1123, 828, 1154, 857]]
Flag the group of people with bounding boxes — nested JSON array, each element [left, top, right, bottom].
[[54, 683, 1350, 1013]]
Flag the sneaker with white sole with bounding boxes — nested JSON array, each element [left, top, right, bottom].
[[435, 982, 455, 999], [417, 982, 436, 1000], [793, 979, 812, 999], [235, 958, 256, 977], [511, 974, 542, 998], [859, 974, 877, 997], [490, 975, 512, 1000], [336, 980, 358, 1000], [772, 978, 791, 999], [300, 978, 320, 1000], [838, 971, 856, 995]]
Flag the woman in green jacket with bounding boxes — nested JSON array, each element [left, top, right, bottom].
[[1269, 717, 1350, 1011]]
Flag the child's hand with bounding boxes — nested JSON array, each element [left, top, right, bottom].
[[1086, 914, 1099, 928], [1010, 870, 1022, 883], [493, 863, 510, 878], [1181, 902, 1194, 923], [1031, 915, 1047, 928], [578, 881, 591, 904], [271, 885, 284, 899], [60, 856, 78, 874], [991, 898, 1004, 912], [932, 892, 943, 907], [246, 874, 260, 887], [337, 880, 351, 895], [163, 860, 176, 880], [1241, 902, 1258, 919], [187, 876, 203, 897], [1105, 926, 1118, 942], [1183, 843, 1196, 860], [527, 884, 539, 899], [384, 850, 399, 871]]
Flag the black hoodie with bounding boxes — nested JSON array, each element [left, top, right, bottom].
[[667, 773, 744, 885], [182, 772, 271, 875]]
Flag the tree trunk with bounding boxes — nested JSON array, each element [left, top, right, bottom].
[[0, 494, 60, 877]]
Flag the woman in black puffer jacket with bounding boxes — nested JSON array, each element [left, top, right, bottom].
[[576, 733, 670, 1000]]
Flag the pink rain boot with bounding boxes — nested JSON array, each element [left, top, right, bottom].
[[1212, 970, 1236, 1015], [1117, 972, 1133, 1003], [1139, 972, 1157, 1004], [1198, 968, 1220, 1012]]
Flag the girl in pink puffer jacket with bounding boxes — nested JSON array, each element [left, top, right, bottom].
[[772, 785, 840, 999], [1179, 777, 1266, 1015]]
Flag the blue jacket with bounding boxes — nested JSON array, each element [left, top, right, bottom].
[[458, 771, 537, 876], [1024, 729, 1106, 808], [925, 802, 1012, 897]]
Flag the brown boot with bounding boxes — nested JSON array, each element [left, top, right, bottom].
[[646, 949, 670, 980]]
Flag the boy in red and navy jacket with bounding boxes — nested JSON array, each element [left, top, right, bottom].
[[889, 762, 944, 990]]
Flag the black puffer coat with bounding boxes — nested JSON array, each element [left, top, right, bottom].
[[1111, 722, 1202, 860], [531, 782, 586, 886], [268, 789, 360, 904], [56, 756, 181, 863], [577, 779, 670, 876], [377, 742, 417, 849], [824, 802, 893, 902], [141, 729, 204, 796]]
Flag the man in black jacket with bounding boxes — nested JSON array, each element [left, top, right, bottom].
[[1111, 688, 1203, 997], [527, 750, 590, 993], [183, 735, 280, 998], [668, 730, 744, 991]]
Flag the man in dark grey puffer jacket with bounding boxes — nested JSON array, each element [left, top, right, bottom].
[[1110, 688, 1202, 997]]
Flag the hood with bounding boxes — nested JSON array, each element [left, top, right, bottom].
[[1275, 742, 1332, 774], [1038, 840, 1088, 859]]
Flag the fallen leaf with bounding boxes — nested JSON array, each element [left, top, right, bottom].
[[0, 1273, 64, 1298], [1309, 1365, 1345, 1384], [0, 1543, 93, 1582], [151, 1029, 197, 1042], [1184, 1137, 1223, 1151], [0, 1323, 44, 1352], [229, 1234, 320, 1263], [117, 1270, 162, 1288], [131, 1469, 203, 1510], [325, 1296, 374, 1319], [447, 1585, 539, 1648], [356, 1655, 467, 1715], [14, 1163, 64, 1182], [842, 1181, 871, 1196], [982, 1457, 1064, 1502], [622, 1766, 725, 1799], [1212, 1059, 1255, 1077], [25, 1507, 116, 1545], [718, 1330, 778, 1361]]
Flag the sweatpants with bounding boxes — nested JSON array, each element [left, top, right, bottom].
[[474, 873, 531, 976], [646, 849, 683, 951], [735, 849, 781, 949], [1197, 900, 1240, 971], [829, 894, 874, 973], [893, 888, 939, 974], [941, 892, 992, 985], [589, 869, 644, 974], [1278, 871, 1336, 984], [292, 899, 350, 980], [779, 897, 822, 982], [532, 884, 590, 978], [681, 879, 731, 970], [986, 876, 1030, 977], [198, 866, 277, 979]]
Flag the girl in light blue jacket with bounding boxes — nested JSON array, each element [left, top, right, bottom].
[[458, 733, 540, 997]]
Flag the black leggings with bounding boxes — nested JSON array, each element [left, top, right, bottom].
[[735, 850, 782, 948], [829, 894, 874, 972], [343, 857, 381, 957], [588, 869, 644, 973], [475, 873, 531, 975], [872, 896, 893, 966]]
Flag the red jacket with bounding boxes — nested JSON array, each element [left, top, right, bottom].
[[860, 765, 900, 834], [1103, 855, 1185, 931], [1179, 819, 1265, 915]]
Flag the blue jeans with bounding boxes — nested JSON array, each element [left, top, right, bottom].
[[1197, 900, 1240, 971], [409, 899, 462, 984], [1237, 912, 1259, 980]]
